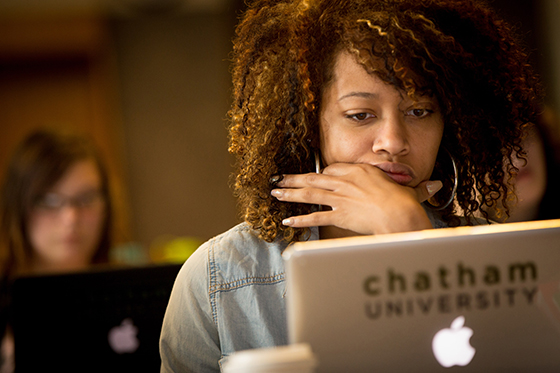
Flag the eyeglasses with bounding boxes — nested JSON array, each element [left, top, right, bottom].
[[34, 190, 105, 212]]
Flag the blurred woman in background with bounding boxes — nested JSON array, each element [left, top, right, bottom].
[[485, 106, 560, 223], [0, 128, 116, 372]]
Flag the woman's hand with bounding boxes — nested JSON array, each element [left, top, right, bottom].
[[270, 163, 442, 235]]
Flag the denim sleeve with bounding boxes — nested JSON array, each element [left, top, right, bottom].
[[160, 242, 221, 373]]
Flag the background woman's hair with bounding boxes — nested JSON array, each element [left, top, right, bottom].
[[228, 0, 542, 242], [0, 128, 113, 279]]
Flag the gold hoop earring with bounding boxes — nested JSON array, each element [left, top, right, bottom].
[[426, 149, 458, 211]]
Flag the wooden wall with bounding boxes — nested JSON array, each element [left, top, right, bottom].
[[0, 16, 131, 244]]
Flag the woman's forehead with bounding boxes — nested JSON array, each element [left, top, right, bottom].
[[324, 50, 435, 102], [47, 159, 102, 194]]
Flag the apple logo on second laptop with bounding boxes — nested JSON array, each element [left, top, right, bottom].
[[108, 318, 140, 354], [432, 315, 476, 368]]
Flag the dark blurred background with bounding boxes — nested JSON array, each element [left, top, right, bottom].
[[0, 0, 558, 261]]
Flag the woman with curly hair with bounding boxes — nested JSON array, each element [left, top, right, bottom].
[[160, 0, 541, 371]]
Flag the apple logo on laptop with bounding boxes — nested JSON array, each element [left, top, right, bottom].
[[432, 316, 475, 368], [108, 318, 140, 354]]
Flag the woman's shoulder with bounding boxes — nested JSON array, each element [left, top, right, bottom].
[[201, 222, 289, 259], [187, 223, 289, 291]]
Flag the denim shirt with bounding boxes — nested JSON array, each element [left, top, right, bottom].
[[159, 209, 454, 372]]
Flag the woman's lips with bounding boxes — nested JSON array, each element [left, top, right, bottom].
[[62, 234, 83, 247], [374, 162, 415, 185], [516, 166, 532, 181], [385, 172, 414, 185]]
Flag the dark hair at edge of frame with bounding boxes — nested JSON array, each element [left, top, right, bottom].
[[228, 0, 543, 243], [0, 128, 112, 278]]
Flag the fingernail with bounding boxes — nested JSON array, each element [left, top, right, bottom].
[[270, 175, 285, 186], [426, 180, 443, 196], [271, 189, 282, 197], [282, 218, 293, 226]]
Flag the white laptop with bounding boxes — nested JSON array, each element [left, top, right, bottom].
[[283, 219, 560, 372]]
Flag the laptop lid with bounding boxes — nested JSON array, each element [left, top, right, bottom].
[[11, 263, 182, 373], [283, 219, 560, 372]]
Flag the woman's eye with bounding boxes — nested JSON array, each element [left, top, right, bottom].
[[347, 112, 373, 121], [407, 108, 433, 118]]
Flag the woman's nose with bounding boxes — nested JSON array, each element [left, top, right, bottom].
[[59, 205, 80, 225], [371, 116, 409, 155]]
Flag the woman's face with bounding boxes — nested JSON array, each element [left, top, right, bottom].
[[27, 159, 107, 272], [510, 128, 547, 220], [320, 52, 444, 187]]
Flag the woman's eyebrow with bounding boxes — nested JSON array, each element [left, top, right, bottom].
[[338, 91, 379, 101]]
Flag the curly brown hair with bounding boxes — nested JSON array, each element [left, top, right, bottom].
[[228, 0, 542, 243]]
